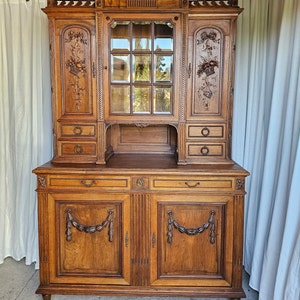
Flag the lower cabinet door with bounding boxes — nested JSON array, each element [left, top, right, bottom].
[[47, 193, 130, 285], [150, 194, 234, 287]]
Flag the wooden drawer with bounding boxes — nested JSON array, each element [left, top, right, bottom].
[[59, 142, 97, 156], [187, 125, 225, 139], [49, 175, 130, 190], [60, 124, 96, 137], [186, 143, 225, 158], [150, 176, 234, 191]]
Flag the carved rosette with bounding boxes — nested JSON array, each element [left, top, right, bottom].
[[63, 29, 89, 112], [194, 28, 222, 114]]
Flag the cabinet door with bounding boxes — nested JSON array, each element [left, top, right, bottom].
[[51, 18, 97, 163], [47, 193, 130, 285], [150, 194, 234, 287]]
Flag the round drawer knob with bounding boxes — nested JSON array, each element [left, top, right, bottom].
[[200, 146, 210, 156], [74, 144, 83, 154], [201, 127, 210, 137], [73, 126, 83, 136]]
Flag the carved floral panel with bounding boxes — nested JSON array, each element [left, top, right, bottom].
[[193, 27, 223, 115], [61, 26, 93, 114]]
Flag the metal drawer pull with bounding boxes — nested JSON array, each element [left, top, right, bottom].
[[201, 127, 210, 137], [65, 209, 114, 242], [167, 210, 215, 244], [73, 126, 82, 135], [73, 144, 83, 154], [200, 146, 210, 155], [80, 180, 96, 187], [185, 181, 200, 188]]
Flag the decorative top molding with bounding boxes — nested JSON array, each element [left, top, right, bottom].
[[189, 0, 239, 7], [46, 0, 240, 9]]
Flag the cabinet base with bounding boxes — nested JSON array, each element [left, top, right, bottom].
[[37, 285, 245, 299]]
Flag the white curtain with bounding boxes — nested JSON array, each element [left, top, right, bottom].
[[233, 0, 300, 299], [0, 0, 52, 267]]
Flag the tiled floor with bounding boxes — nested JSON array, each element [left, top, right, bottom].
[[0, 257, 258, 300]]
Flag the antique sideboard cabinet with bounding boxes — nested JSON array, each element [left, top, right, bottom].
[[33, 0, 249, 299]]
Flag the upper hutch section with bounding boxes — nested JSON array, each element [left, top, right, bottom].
[[44, 0, 242, 165]]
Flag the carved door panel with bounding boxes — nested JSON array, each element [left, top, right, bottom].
[[186, 18, 235, 121], [47, 193, 130, 285], [150, 194, 234, 287], [54, 19, 96, 118]]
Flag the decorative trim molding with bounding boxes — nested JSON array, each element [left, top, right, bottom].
[[189, 0, 238, 7]]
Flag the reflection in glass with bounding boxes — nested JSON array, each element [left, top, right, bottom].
[[111, 55, 130, 82], [133, 22, 151, 51], [111, 86, 130, 113], [154, 87, 172, 114], [111, 21, 130, 51], [155, 55, 172, 82], [154, 22, 173, 51], [133, 55, 151, 82], [133, 87, 150, 113]]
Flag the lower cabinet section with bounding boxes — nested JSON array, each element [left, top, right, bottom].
[[34, 163, 248, 299]]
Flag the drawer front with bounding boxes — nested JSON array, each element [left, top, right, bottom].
[[49, 176, 130, 190], [60, 124, 96, 137], [187, 143, 225, 158], [150, 177, 234, 191], [187, 125, 225, 139], [59, 142, 97, 156]]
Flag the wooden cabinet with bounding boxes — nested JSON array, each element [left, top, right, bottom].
[[34, 1, 248, 299]]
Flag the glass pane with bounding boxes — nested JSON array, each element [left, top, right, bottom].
[[111, 21, 130, 51], [111, 55, 130, 82], [154, 22, 173, 51], [133, 54, 151, 82], [155, 55, 172, 82], [133, 86, 150, 113], [111, 85, 130, 113], [154, 86, 172, 114], [132, 22, 151, 51]]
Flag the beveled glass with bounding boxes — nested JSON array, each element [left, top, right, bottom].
[[132, 22, 151, 51], [155, 55, 172, 82], [133, 86, 151, 113], [111, 21, 130, 51], [111, 86, 130, 113], [111, 55, 130, 82], [154, 87, 172, 114], [133, 54, 151, 82]]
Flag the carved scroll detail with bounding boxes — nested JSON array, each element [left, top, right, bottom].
[[65, 209, 114, 242], [167, 210, 215, 244]]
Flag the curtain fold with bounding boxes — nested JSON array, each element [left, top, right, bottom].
[[233, 0, 300, 298], [0, 0, 52, 267]]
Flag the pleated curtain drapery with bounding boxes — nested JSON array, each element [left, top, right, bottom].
[[233, 0, 300, 299], [0, 0, 52, 267], [0, 0, 300, 299]]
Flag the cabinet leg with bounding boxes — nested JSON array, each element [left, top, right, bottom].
[[42, 294, 51, 300]]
